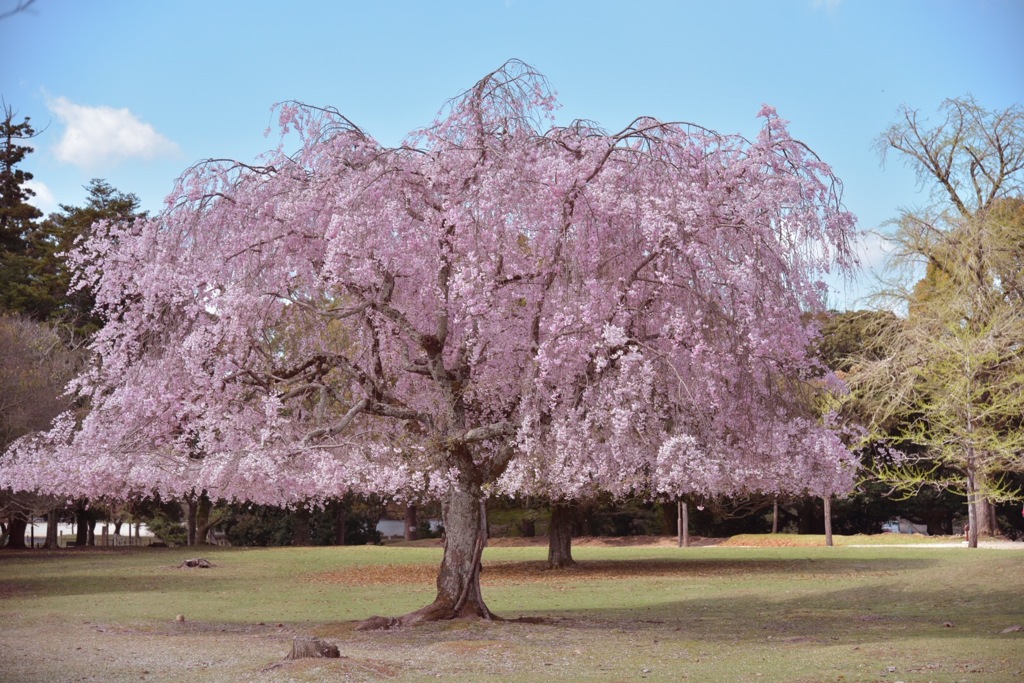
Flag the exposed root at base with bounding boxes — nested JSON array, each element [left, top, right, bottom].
[[357, 603, 503, 631], [355, 611, 558, 631], [356, 616, 403, 631]]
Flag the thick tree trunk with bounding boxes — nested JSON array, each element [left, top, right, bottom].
[[5, 513, 29, 549], [427, 485, 491, 617], [404, 504, 418, 542], [358, 478, 494, 629], [547, 503, 576, 569]]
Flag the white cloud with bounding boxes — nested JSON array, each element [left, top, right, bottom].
[[48, 96, 180, 168], [856, 230, 895, 272], [24, 179, 57, 215]]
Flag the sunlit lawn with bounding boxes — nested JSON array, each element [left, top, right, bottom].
[[1, 539, 1022, 682]]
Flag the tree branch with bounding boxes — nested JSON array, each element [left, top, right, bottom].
[[301, 398, 368, 445], [461, 421, 515, 443]]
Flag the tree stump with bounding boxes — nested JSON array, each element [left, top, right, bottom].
[[286, 637, 340, 659], [178, 558, 213, 568]]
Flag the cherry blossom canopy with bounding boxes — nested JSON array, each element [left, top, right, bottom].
[[5, 62, 859, 507]]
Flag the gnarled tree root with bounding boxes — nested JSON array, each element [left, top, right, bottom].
[[357, 600, 502, 631]]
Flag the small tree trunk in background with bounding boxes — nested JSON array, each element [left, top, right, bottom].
[[404, 504, 418, 542], [682, 500, 690, 547], [74, 510, 84, 546], [518, 517, 535, 537], [195, 492, 213, 545], [923, 507, 947, 535], [74, 504, 92, 546], [677, 500, 690, 548], [966, 466, 979, 548], [5, 513, 29, 549], [976, 498, 998, 538], [185, 497, 198, 546], [772, 498, 779, 534], [43, 509, 59, 549], [547, 503, 576, 569], [676, 500, 683, 547], [823, 496, 833, 547], [292, 506, 311, 547], [334, 500, 347, 546]]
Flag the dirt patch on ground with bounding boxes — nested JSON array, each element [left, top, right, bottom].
[[717, 535, 832, 547]]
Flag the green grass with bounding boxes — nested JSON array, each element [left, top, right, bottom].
[[1, 542, 1022, 682]]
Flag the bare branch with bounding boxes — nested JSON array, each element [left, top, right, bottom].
[[0, 0, 35, 20], [301, 398, 368, 445]]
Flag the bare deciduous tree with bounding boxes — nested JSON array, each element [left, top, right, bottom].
[[852, 98, 1024, 547]]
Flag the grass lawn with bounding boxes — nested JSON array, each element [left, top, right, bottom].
[[1, 539, 1022, 682]]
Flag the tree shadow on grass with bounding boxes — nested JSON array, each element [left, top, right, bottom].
[[500, 580, 1024, 646], [479, 555, 938, 584], [0, 553, 237, 600]]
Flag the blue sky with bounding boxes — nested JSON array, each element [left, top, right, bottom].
[[3, 0, 1022, 308]]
